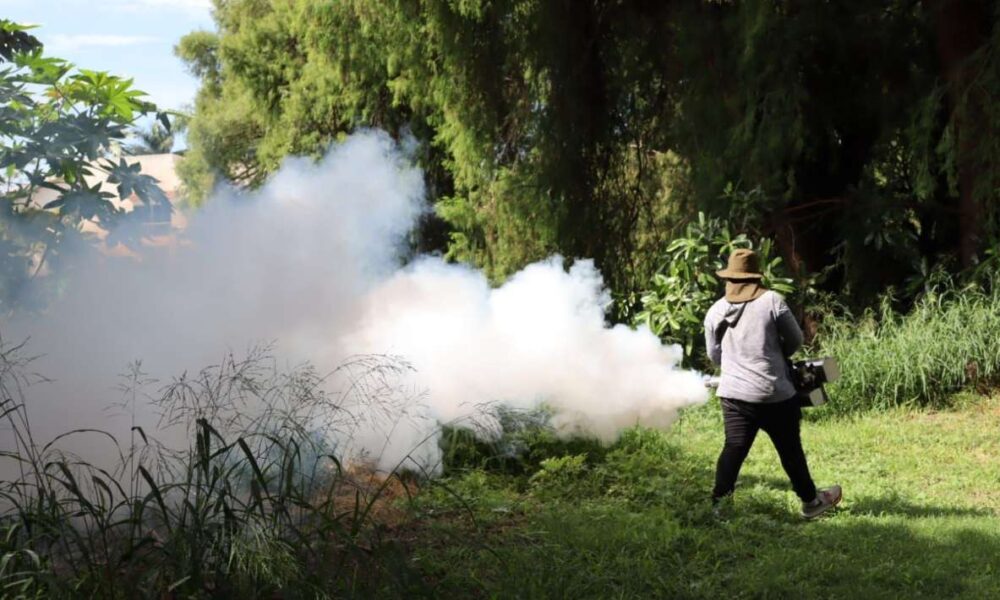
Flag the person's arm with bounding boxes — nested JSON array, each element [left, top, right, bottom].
[[775, 296, 804, 357], [705, 310, 723, 366]]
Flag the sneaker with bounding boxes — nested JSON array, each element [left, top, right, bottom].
[[801, 485, 842, 520]]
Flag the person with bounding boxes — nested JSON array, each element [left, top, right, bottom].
[[703, 248, 841, 519]]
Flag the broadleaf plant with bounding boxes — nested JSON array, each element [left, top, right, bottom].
[[633, 212, 795, 369], [0, 20, 172, 314]]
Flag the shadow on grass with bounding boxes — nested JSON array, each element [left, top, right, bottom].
[[847, 493, 996, 518], [695, 516, 1000, 599], [410, 439, 1000, 599], [414, 497, 1000, 599]]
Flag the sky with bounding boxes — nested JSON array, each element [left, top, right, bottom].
[[1, 0, 215, 112]]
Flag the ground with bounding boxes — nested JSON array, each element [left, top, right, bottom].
[[394, 394, 1000, 599]]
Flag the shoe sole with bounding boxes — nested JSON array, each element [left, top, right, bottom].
[[802, 490, 842, 520]]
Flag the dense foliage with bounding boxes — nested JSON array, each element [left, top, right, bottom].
[[0, 21, 172, 313], [179, 0, 1000, 311]]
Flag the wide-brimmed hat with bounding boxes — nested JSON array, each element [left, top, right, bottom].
[[716, 248, 764, 280]]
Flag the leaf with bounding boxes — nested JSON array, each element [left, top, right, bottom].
[[0, 21, 43, 62], [41, 196, 65, 210], [131, 425, 148, 445], [13, 51, 69, 82]]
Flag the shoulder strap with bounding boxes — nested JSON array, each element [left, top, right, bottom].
[[714, 319, 731, 345], [714, 302, 747, 345]]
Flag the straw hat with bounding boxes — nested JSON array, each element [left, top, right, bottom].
[[717, 249, 766, 303]]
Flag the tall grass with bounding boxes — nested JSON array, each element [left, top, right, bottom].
[[0, 342, 425, 598], [814, 281, 1000, 411]]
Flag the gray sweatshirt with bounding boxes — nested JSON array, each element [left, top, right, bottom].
[[703, 290, 803, 403]]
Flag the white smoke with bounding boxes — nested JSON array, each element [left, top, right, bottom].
[[3, 130, 707, 473]]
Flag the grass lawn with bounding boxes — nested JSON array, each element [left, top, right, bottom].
[[396, 395, 1000, 599]]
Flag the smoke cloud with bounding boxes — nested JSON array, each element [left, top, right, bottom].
[[4, 131, 707, 473]]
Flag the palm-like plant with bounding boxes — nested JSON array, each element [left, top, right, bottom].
[[127, 121, 174, 155]]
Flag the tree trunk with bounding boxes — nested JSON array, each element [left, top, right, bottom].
[[544, 1, 609, 264], [924, 0, 990, 267]]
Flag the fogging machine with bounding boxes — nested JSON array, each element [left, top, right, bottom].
[[702, 356, 840, 408], [788, 356, 840, 407]]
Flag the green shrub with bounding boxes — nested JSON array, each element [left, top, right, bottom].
[[633, 212, 794, 368], [439, 407, 607, 476], [815, 282, 1000, 411], [529, 454, 600, 500]]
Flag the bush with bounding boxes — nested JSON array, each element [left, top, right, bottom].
[[632, 212, 794, 368], [814, 282, 1000, 411], [439, 407, 607, 476], [529, 454, 600, 500]]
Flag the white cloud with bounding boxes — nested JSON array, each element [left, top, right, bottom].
[[48, 34, 161, 52]]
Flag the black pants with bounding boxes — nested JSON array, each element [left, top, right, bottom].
[[712, 397, 817, 503]]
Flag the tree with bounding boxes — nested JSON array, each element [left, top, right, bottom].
[[0, 21, 171, 313], [667, 1, 946, 302], [177, 1, 999, 310], [178, 0, 680, 291], [126, 120, 175, 155]]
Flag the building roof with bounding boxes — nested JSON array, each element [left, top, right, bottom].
[[28, 152, 188, 258]]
